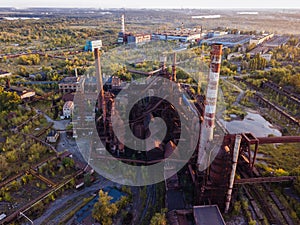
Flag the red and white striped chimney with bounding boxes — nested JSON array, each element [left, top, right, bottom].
[[197, 44, 222, 171]]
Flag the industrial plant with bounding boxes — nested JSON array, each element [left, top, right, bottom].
[[0, 6, 299, 225], [69, 41, 300, 225]]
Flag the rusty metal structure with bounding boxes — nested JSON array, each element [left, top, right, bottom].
[[192, 132, 300, 212], [93, 51, 188, 165], [91, 44, 300, 218]]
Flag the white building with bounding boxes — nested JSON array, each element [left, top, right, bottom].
[[63, 101, 74, 119], [46, 130, 59, 143]]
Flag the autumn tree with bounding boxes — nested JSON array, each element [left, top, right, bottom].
[[249, 54, 267, 70], [0, 87, 21, 112], [92, 190, 118, 225], [150, 210, 167, 225]]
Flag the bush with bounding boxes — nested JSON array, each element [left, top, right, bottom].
[[232, 201, 241, 215]]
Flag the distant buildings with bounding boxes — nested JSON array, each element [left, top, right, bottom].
[[152, 28, 201, 43], [127, 33, 151, 44], [118, 32, 151, 45], [201, 34, 251, 47], [249, 33, 274, 45], [58, 76, 85, 93], [227, 52, 243, 60], [84, 40, 102, 52], [264, 35, 290, 48], [63, 101, 74, 118], [206, 30, 228, 38], [117, 14, 151, 44]]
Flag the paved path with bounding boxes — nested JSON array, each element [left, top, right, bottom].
[[43, 114, 70, 130], [33, 178, 114, 225]]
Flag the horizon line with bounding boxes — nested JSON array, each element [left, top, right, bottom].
[[1, 7, 300, 10]]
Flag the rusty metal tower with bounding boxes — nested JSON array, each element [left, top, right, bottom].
[[94, 47, 106, 121]]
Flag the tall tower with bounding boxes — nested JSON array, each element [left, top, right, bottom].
[[121, 14, 125, 34], [197, 44, 223, 171], [94, 48, 106, 120]]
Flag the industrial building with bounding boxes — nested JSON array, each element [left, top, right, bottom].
[[249, 33, 274, 45], [127, 33, 151, 44], [152, 28, 202, 43], [264, 35, 290, 48], [4, 79, 35, 100], [58, 76, 85, 93], [71, 44, 300, 225], [200, 34, 251, 47], [84, 40, 102, 52], [117, 14, 151, 45], [205, 30, 228, 38]]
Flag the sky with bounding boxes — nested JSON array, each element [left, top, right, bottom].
[[1, 0, 300, 9]]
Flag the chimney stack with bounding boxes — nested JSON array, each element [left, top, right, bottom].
[[197, 44, 223, 171], [121, 14, 125, 34], [94, 48, 106, 119]]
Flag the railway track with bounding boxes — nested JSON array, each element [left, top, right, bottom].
[[139, 185, 157, 223], [239, 169, 295, 225]]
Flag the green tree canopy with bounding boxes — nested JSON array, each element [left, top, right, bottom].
[[92, 190, 118, 225]]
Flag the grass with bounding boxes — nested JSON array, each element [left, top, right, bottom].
[[256, 143, 300, 221], [257, 143, 300, 172]]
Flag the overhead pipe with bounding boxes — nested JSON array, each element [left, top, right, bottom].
[[225, 134, 242, 213]]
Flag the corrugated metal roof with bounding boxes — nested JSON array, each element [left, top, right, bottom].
[[193, 205, 226, 225]]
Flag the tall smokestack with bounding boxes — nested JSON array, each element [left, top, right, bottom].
[[172, 52, 177, 82], [94, 48, 106, 119], [121, 14, 125, 34], [197, 44, 222, 171]]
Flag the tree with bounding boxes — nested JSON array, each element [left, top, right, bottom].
[[18, 65, 28, 76], [62, 157, 75, 169], [92, 190, 118, 225], [150, 210, 167, 225], [246, 43, 256, 52], [0, 87, 21, 112], [249, 54, 267, 70]]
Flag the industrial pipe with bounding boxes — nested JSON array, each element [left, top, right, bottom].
[[225, 134, 242, 213]]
